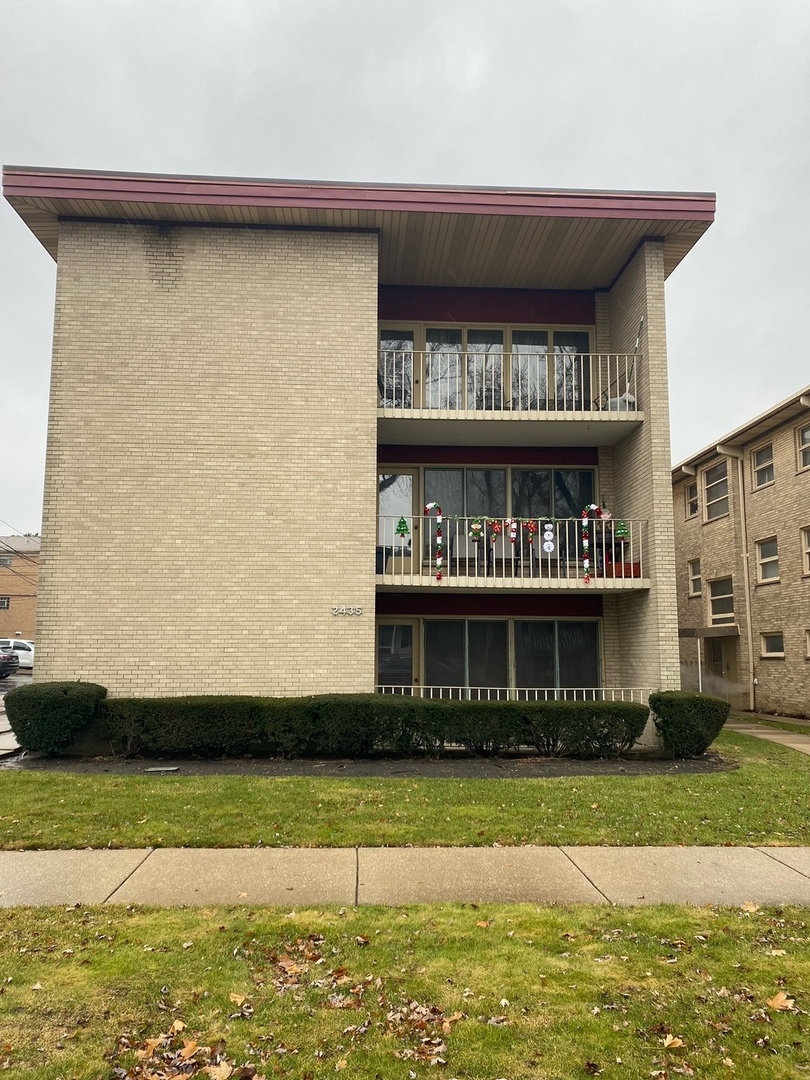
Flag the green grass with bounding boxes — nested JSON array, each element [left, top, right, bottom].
[[1, 731, 809, 850], [1, 903, 809, 1079]]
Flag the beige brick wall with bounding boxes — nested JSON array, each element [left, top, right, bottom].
[[673, 416, 810, 715], [37, 223, 379, 696], [608, 242, 679, 691]]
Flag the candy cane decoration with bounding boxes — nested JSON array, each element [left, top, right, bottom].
[[581, 503, 610, 584], [424, 502, 444, 581]]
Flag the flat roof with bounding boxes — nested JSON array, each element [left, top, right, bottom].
[[3, 166, 716, 291]]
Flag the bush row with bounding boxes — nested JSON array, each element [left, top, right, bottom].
[[5, 685, 654, 759], [4, 685, 729, 759]]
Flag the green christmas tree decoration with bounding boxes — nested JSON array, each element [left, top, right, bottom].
[[614, 519, 629, 540], [395, 517, 410, 537]]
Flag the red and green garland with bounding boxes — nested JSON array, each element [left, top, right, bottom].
[[581, 504, 611, 584], [424, 502, 444, 580]]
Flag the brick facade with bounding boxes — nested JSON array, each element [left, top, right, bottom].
[[673, 394, 810, 715], [39, 223, 378, 695], [0, 538, 39, 641]]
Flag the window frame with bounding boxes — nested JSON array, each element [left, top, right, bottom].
[[797, 424, 810, 473], [708, 577, 734, 625], [760, 632, 785, 658], [684, 481, 698, 519], [802, 526, 810, 576], [703, 460, 729, 522], [751, 443, 774, 490], [0, 556, 10, 567], [0, 597, 9, 610], [755, 535, 780, 583], [687, 558, 702, 596]]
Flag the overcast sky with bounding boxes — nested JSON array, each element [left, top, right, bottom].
[[1, 0, 808, 534]]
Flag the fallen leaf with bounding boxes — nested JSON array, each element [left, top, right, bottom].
[[30, 983, 42, 992], [722, 1059, 735, 1069], [663, 1034, 684, 1048], [229, 994, 247, 1006], [740, 902, 760, 913], [767, 991, 795, 1011], [206, 1064, 233, 1080], [476, 921, 491, 929], [355, 936, 370, 947], [335, 1059, 348, 1071], [768, 949, 786, 956], [170, 1020, 186, 1033], [182, 941, 194, 950], [179, 1039, 199, 1061]]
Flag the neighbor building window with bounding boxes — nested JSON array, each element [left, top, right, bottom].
[[709, 578, 734, 625], [756, 536, 780, 582], [685, 481, 698, 518], [799, 425, 810, 471], [803, 527, 810, 575], [752, 444, 774, 488], [688, 559, 702, 596], [0, 557, 10, 567], [761, 632, 784, 657], [0, 597, 8, 610], [806, 630, 810, 659], [704, 461, 729, 520]]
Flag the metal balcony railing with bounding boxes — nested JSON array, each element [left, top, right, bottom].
[[376, 685, 655, 703], [376, 515, 646, 586], [378, 351, 639, 413]]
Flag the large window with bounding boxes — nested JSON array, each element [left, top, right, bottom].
[[756, 537, 780, 582], [752, 444, 774, 489], [688, 559, 702, 596], [704, 461, 729, 521], [684, 482, 698, 519], [798, 425, 810, 472], [423, 467, 594, 521], [423, 618, 600, 698], [709, 578, 734, 625], [380, 324, 594, 411]]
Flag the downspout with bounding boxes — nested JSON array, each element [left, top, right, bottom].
[[717, 443, 755, 710]]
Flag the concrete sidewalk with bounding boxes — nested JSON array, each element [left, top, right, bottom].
[[2, 844, 810, 908]]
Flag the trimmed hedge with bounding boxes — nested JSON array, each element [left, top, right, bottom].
[[4, 681, 108, 754], [5, 682, 654, 760], [649, 690, 730, 756]]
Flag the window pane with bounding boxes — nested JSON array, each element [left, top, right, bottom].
[[512, 470, 551, 519], [425, 621, 465, 693], [379, 330, 413, 408], [424, 470, 463, 558], [514, 621, 556, 688], [552, 470, 594, 518], [762, 633, 784, 655], [466, 470, 506, 517], [426, 328, 462, 409], [377, 624, 413, 689], [511, 330, 548, 410], [467, 329, 503, 410], [467, 621, 508, 690], [800, 426, 810, 469], [553, 331, 591, 410], [557, 621, 600, 689]]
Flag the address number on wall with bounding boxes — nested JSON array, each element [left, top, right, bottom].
[[332, 606, 364, 616]]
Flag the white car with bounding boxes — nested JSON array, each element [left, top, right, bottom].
[[0, 639, 34, 669]]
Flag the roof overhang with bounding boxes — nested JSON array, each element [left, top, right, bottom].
[[3, 166, 715, 291], [673, 385, 810, 477]]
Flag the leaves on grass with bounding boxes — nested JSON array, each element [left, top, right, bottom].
[[766, 990, 796, 1011]]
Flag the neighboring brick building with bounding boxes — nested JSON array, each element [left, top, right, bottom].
[[672, 387, 810, 715], [4, 167, 714, 708], [0, 535, 40, 641]]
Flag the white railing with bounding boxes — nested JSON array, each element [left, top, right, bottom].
[[377, 515, 646, 585], [378, 351, 639, 413], [376, 685, 654, 703]]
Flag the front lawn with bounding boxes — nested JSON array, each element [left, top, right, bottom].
[[2, 903, 809, 1078], [1, 731, 809, 849]]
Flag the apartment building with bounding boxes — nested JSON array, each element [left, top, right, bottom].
[[0, 535, 40, 641], [672, 387, 810, 715], [4, 167, 714, 704]]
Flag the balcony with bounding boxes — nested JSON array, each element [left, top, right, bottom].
[[378, 350, 642, 447], [376, 516, 649, 590]]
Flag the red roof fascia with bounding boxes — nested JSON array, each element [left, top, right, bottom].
[[2, 168, 717, 223]]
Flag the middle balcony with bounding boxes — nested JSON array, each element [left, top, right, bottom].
[[376, 515, 649, 591]]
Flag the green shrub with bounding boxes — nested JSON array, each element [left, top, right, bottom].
[[554, 700, 650, 758], [649, 690, 730, 756], [5, 681, 108, 754], [439, 698, 523, 756], [101, 696, 272, 757]]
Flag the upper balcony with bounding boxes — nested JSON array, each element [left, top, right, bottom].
[[377, 349, 643, 447]]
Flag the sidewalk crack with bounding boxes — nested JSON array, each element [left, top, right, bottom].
[[757, 847, 810, 881], [558, 847, 612, 903], [103, 848, 155, 904]]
